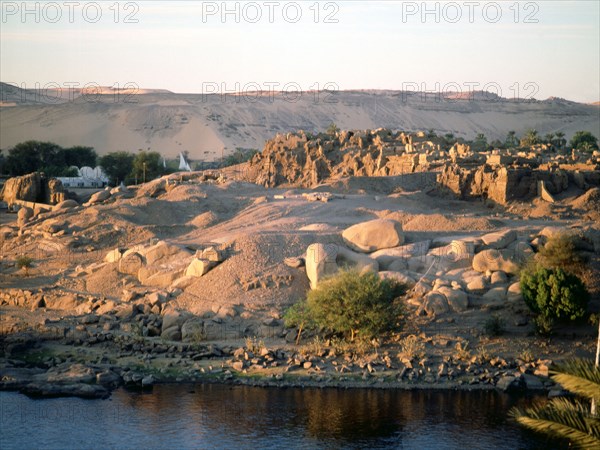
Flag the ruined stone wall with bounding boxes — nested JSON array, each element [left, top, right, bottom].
[[0, 172, 66, 205], [437, 163, 596, 204]]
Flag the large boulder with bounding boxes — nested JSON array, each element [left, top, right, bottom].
[[142, 241, 191, 266], [44, 293, 81, 310], [181, 319, 205, 342], [378, 271, 416, 288], [342, 219, 404, 253], [161, 327, 182, 341], [370, 240, 430, 269], [388, 258, 408, 272], [423, 292, 449, 315], [52, 199, 79, 211], [144, 268, 186, 288], [136, 178, 167, 198], [336, 246, 379, 272], [185, 258, 216, 277], [437, 287, 468, 312], [305, 243, 378, 289], [105, 248, 123, 263], [483, 286, 508, 302], [161, 308, 188, 332], [427, 245, 473, 272], [118, 252, 144, 275], [481, 230, 517, 249], [87, 189, 111, 205], [472, 249, 520, 274], [448, 240, 476, 258], [305, 243, 339, 289], [507, 282, 523, 301], [464, 273, 488, 294], [17, 206, 33, 227]]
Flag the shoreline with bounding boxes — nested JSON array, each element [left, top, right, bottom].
[[0, 367, 542, 400], [0, 331, 565, 400]]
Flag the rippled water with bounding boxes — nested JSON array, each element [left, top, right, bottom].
[[1, 385, 559, 449]]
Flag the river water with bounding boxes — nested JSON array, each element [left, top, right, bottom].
[[1, 384, 560, 449]]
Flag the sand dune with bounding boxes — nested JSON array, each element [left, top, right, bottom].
[[1, 83, 598, 159]]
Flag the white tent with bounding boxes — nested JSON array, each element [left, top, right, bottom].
[[179, 153, 192, 172]]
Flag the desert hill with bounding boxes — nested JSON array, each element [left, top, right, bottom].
[[1, 82, 599, 160]]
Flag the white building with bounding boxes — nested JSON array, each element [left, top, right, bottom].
[[58, 166, 109, 188]]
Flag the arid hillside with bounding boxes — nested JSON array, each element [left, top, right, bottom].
[[1, 83, 598, 159]]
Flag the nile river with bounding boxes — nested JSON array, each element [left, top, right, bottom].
[[0, 384, 561, 449]]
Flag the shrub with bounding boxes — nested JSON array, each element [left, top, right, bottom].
[[397, 335, 426, 362], [483, 314, 506, 336], [285, 270, 406, 342], [245, 336, 265, 354], [520, 266, 589, 323], [453, 341, 471, 361], [537, 234, 587, 276], [534, 315, 555, 336], [15, 255, 33, 275]]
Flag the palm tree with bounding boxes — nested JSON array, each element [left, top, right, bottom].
[[545, 133, 555, 145], [581, 142, 594, 153], [505, 130, 518, 148], [521, 129, 540, 147], [510, 359, 600, 449], [554, 131, 566, 150]]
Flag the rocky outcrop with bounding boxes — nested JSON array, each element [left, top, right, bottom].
[[1, 172, 67, 205], [247, 129, 444, 188]]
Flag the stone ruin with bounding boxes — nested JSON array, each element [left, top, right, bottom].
[[247, 129, 447, 188], [246, 128, 600, 205], [0, 172, 67, 207], [437, 158, 600, 205]]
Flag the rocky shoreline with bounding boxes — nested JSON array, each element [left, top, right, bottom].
[[1, 325, 572, 400]]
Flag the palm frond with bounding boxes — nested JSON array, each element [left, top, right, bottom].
[[510, 398, 600, 449], [551, 359, 600, 402]]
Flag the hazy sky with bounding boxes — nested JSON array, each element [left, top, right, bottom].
[[1, 1, 599, 102]]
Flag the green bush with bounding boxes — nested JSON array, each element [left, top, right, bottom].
[[533, 315, 554, 336], [285, 270, 406, 342], [520, 266, 589, 323], [483, 314, 506, 336]]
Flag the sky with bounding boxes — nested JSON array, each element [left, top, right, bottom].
[[1, 1, 599, 103]]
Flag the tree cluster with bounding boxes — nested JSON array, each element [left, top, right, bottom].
[[0, 141, 97, 177], [99, 150, 168, 186]]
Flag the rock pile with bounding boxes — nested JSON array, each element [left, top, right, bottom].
[[102, 241, 228, 289], [300, 218, 598, 318]]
